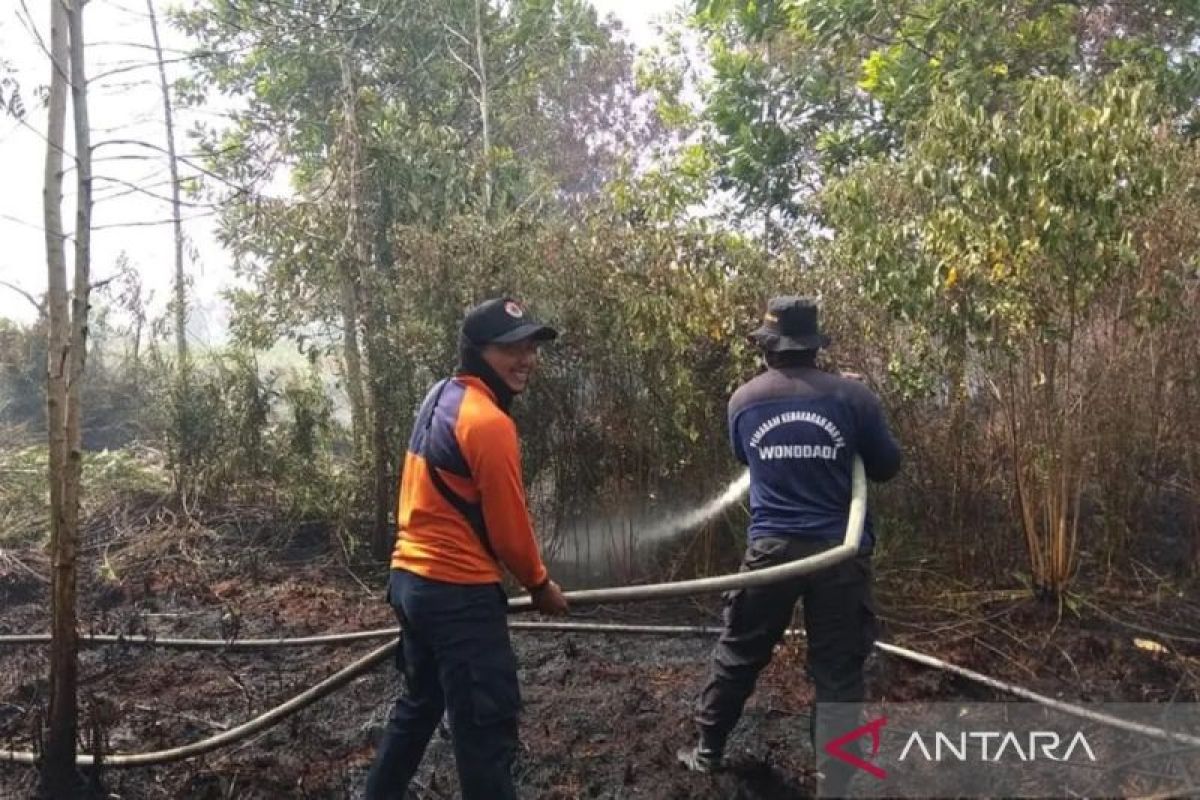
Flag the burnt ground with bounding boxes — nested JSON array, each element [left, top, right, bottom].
[[1, 497, 1199, 799]]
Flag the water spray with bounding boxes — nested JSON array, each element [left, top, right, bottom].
[[640, 469, 751, 543]]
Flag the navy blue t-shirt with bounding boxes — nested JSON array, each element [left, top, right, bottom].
[[728, 366, 902, 547]]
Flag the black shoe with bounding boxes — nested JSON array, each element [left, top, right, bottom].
[[677, 745, 723, 773]]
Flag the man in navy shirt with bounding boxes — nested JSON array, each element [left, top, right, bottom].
[[679, 296, 901, 794]]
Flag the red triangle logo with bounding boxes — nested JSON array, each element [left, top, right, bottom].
[[822, 716, 888, 780]]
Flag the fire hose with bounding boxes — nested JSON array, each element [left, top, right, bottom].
[[3, 456, 1197, 767], [0, 459, 861, 766]]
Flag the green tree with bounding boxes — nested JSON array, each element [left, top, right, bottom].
[[823, 75, 1176, 598], [686, 0, 1200, 238], [175, 0, 660, 554]]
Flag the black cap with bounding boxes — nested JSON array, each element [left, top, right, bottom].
[[748, 296, 831, 352], [462, 297, 559, 346]]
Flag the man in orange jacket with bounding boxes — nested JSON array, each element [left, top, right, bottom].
[[365, 297, 569, 800]]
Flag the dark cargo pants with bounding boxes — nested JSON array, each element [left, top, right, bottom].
[[694, 536, 876, 793], [365, 569, 520, 800]]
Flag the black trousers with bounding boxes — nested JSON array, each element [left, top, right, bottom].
[[695, 536, 876, 791], [365, 570, 520, 800]]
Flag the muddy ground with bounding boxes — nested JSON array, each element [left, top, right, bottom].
[[2, 497, 1199, 799]]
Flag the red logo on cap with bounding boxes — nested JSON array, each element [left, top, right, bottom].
[[504, 301, 525, 318]]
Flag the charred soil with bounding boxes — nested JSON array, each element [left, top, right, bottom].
[[1, 498, 1198, 798]]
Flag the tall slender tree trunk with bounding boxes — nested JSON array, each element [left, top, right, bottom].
[[364, 312, 391, 558], [337, 50, 370, 466], [145, 0, 186, 366], [337, 43, 390, 560], [42, 0, 72, 787], [146, 0, 193, 495], [474, 0, 492, 216], [337, 48, 396, 557], [63, 0, 93, 758], [43, 0, 92, 792], [369, 187, 397, 557]]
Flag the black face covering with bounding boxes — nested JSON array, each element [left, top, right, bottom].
[[765, 349, 818, 369], [457, 333, 516, 413]]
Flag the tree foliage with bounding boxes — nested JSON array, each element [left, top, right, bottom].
[[4, 0, 1179, 584], [676, 0, 1200, 590], [685, 1, 1200, 228]]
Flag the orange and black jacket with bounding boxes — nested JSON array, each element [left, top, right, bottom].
[[391, 374, 549, 590]]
